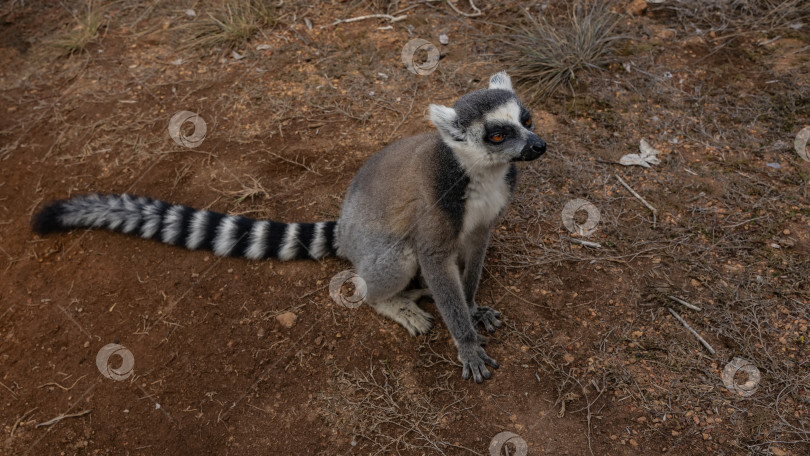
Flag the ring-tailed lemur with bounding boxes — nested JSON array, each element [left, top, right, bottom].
[[32, 71, 546, 383]]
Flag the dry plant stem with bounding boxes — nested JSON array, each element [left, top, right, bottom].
[[37, 374, 87, 392], [1, 380, 18, 398], [323, 14, 407, 28], [667, 308, 716, 355], [445, 0, 482, 17], [668, 295, 702, 311], [11, 408, 37, 437], [565, 237, 602, 248], [36, 409, 92, 428], [615, 175, 657, 227]]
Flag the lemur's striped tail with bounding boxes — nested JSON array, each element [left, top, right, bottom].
[[31, 194, 338, 260]]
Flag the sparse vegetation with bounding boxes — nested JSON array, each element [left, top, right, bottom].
[[180, 0, 268, 50], [1, 0, 808, 454], [650, 0, 810, 41], [319, 362, 469, 454], [502, 1, 624, 100], [50, 1, 104, 55]]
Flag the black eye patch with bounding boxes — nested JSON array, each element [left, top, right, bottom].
[[519, 108, 532, 128], [484, 123, 517, 144]]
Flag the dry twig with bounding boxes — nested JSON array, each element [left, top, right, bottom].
[[668, 295, 702, 311], [615, 175, 658, 226], [36, 409, 92, 428], [322, 13, 407, 28], [668, 308, 716, 355]]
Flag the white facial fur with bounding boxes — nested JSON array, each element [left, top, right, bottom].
[[428, 104, 462, 142], [455, 99, 528, 171]]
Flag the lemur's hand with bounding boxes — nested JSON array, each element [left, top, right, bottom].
[[471, 305, 502, 333], [458, 342, 499, 383]]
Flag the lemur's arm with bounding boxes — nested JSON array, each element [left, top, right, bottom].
[[461, 225, 503, 333], [417, 249, 498, 383]]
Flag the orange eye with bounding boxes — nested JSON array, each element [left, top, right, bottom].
[[490, 133, 504, 143], [523, 118, 533, 127]]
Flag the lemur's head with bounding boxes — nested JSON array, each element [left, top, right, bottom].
[[429, 71, 546, 167]]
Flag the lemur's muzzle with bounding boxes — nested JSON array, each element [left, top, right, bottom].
[[516, 134, 547, 161]]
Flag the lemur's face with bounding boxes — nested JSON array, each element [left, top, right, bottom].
[[475, 97, 546, 163], [429, 72, 547, 169]]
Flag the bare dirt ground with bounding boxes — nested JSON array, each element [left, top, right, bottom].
[[1, 1, 808, 455]]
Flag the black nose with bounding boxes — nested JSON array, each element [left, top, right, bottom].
[[532, 139, 547, 155], [517, 136, 547, 161]]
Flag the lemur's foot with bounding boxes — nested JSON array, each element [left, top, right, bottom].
[[371, 297, 434, 336], [458, 342, 499, 383], [471, 306, 502, 333]]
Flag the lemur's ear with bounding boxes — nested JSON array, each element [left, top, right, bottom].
[[429, 104, 463, 141], [488, 71, 513, 92]]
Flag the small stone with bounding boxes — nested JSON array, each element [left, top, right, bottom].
[[625, 0, 647, 16], [629, 439, 638, 447], [563, 353, 575, 363], [439, 34, 449, 45], [185, 9, 196, 17], [276, 312, 297, 328]]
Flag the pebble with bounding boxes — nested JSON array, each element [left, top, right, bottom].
[[276, 312, 297, 328]]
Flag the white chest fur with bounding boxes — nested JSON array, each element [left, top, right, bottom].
[[461, 164, 510, 236]]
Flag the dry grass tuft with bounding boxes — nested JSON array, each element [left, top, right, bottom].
[[50, 1, 105, 56], [180, 0, 279, 50], [650, 0, 810, 40], [319, 362, 470, 454], [502, 1, 624, 101]]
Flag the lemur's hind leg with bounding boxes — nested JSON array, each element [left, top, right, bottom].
[[356, 247, 434, 336], [401, 287, 432, 301], [370, 294, 434, 335]]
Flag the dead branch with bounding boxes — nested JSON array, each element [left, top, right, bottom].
[[668, 308, 716, 355]]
